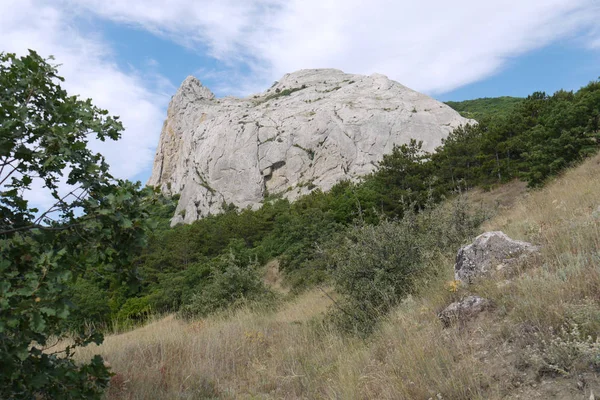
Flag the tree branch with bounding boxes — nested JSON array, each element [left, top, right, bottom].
[[0, 222, 83, 236], [33, 186, 87, 226], [0, 162, 21, 187], [318, 286, 362, 323]]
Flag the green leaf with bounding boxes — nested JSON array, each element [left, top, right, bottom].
[[31, 312, 46, 333], [40, 307, 56, 316], [16, 346, 30, 361]]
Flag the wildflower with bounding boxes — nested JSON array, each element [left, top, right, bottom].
[[447, 280, 461, 293]]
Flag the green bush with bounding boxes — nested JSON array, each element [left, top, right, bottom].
[[327, 215, 422, 334], [116, 296, 151, 322], [180, 246, 274, 318], [327, 197, 482, 335], [67, 279, 112, 331], [145, 263, 211, 312]]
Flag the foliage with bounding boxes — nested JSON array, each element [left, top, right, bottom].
[[179, 240, 274, 318], [0, 50, 164, 398], [327, 197, 482, 334], [441, 84, 600, 187], [368, 139, 439, 216], [67, 279, 113, 330], [446, 96, 524, 120], [116, 296, 151, 322]]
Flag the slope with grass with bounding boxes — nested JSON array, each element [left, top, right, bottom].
[[76, 152, 600, 399]]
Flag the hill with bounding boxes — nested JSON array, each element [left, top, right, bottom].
[[446, 96, 524, 120], [56, 77, 599, 399], [5, 50, 599, 399], [65, 79, 599, 331], [148, 69, 471, 224]]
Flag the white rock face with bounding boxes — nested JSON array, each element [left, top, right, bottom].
[[148, 69, 471, 225]]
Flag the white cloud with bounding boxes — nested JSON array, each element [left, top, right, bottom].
[[69, 0, 600, 94], [0, 0, 170, 211], [0, 0, 168, 177]]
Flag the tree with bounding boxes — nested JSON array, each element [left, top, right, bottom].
[[371, 139, 436, 216], [0, 50, 162, 398]]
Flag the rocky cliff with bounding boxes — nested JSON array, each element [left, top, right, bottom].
[[148, 69, 471, 225]]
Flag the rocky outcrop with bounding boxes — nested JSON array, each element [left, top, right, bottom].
[[454, 231, 540, 284], [438, 295, 490, 327], [148, 69, 472, 224]]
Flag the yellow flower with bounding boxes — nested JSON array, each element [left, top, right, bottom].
[[447, 280, 461, 293]]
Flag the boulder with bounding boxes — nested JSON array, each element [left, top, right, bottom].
[[438, 295, 490, 327], [454, 231, 539, 284]]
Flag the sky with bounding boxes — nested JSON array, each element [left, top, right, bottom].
[[1, 0, 599, 210]]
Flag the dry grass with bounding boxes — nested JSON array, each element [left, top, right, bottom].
[[77, 284, 491, 400], [262, 259, 290, 295], [76, 153, 600, 399], [478, 152, 600, 330], [464, 179, 529, 215]]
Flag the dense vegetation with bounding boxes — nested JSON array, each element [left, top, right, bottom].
[[0, 51, 170, 398], [80, 79, 600, 330], [445, 96, 524, 120]]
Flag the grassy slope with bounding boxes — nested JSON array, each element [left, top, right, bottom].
[[77, 153, 600, 399], [445, 96, 524, 120]]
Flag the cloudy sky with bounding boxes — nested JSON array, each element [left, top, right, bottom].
[[1, 0, 600, 193]]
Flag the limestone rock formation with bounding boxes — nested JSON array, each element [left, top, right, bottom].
[[148, 69, 472, 224], [454, 231, 540, 284]]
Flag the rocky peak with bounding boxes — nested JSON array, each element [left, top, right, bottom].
[[148, 69, 473, 225], [174, 76, 215, 105]]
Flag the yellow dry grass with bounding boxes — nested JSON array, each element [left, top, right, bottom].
[[76, 153, 600, 399], [477, 152, 600, 331]]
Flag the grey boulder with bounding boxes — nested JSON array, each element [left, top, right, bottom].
[[438, 295, 490, 327], [454, 231, 539, 284]]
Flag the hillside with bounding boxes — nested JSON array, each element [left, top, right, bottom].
[[60, 79, 599, 332], [76, 151, 600, 399], [4, 37, 600, 400], [445, 96, 524, 120]]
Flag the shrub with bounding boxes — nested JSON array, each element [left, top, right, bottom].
[[525, 323, 600, 376], [67, 279, 112, 331], [180, 245, 274, 318], [327, 197, 482, 335], [145, 263, 210, 313], [116, 297, 152, 322]]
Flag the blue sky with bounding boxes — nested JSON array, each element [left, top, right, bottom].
[[439, 42, 600, 102], [1, 0, 599, 207]]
